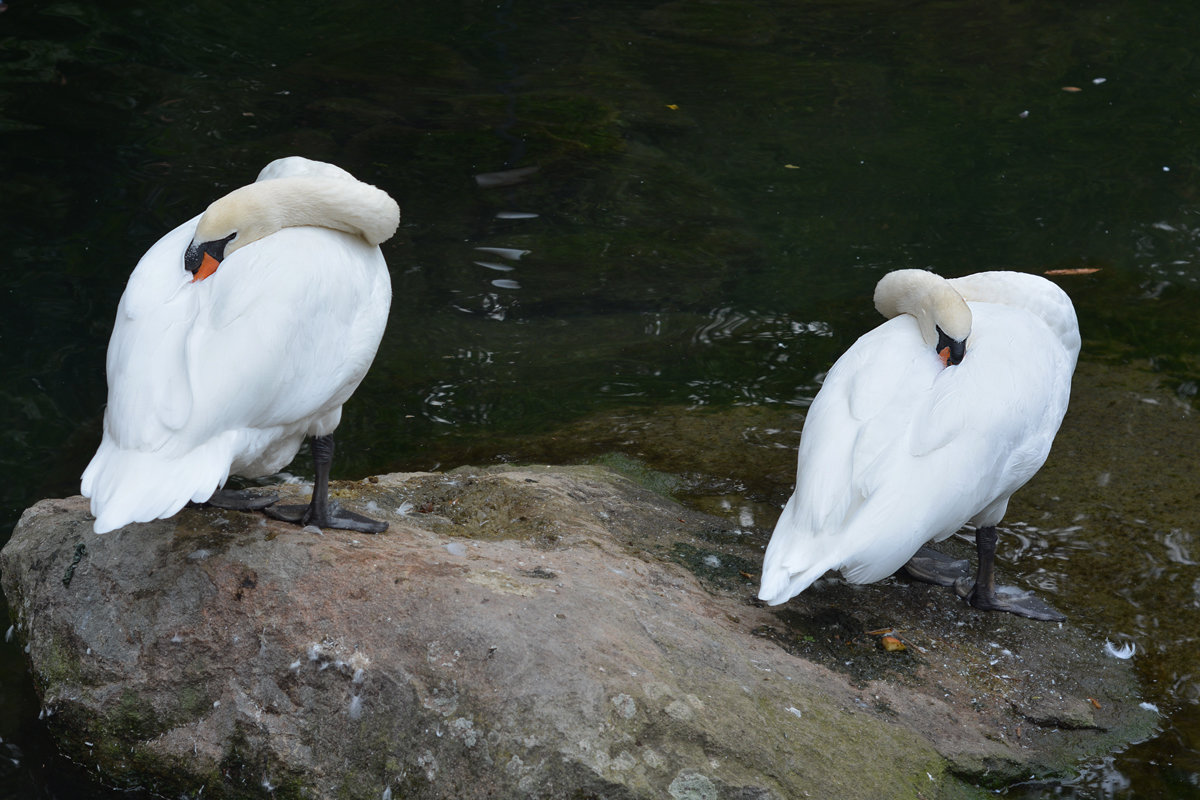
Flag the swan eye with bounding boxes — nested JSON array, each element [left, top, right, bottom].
[[935, 325, 966, 367]]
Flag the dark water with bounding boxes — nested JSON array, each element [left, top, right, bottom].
[[3, 0, 1200, 796]]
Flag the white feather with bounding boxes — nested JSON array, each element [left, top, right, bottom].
[[80, 157, 396, 533], [759, 270, 1079, 605]]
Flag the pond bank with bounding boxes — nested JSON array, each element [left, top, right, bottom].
[[1, 464, 1158, 799]]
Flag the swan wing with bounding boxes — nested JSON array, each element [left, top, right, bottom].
[[82, 225, 391, 532], [193, 227, 390, 434], [81, 216, 221, 530], [760, 315, 943, 601], [949, 271, 1080, 366], [759, 299, 1075, 605], [100, 217, 202, 448], [796, 315, 949, 534]]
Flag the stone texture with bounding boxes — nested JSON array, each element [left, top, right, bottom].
[[0, 465, 1159, 799]]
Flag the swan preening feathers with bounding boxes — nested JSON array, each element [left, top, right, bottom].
[[81, 156, 399, 534], [758, 269, 1080, 620], [79, 163, 1078, 622]]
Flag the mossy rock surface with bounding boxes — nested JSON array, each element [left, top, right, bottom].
[[2, 466, 1157, 799]]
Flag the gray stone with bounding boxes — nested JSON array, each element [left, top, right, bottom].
[[0, 465, 1159, 799]]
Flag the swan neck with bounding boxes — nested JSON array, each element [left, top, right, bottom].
[[874, 269, 971, 347], [194, 176, 401, 256]]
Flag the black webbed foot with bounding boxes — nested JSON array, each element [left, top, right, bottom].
[[956, 525, 1066, 621], [902, 545, 971, 587], [954, 578, 1066, 622], [200, 488, 279, 512], [264, 499, 387, 534], [261, 434, 387, 533]]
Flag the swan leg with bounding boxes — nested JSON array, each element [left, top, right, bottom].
[[956, 526, 1065, 621], [263, 434, 388, 534], [902, 546, 971, 587], [200, 488, 279, 511]]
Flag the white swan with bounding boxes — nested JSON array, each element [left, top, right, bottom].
[[81, 156, 399, 534], [758, 270, 1080, 620]]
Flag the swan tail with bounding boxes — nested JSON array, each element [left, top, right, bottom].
[[758, 558, 834, 606], [758, 487, 938, 604], [757, 493, 840, 605], [757, 524, 919, 605], [80, 435, 234, 533]]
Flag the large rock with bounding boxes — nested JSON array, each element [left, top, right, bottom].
[[0, 465, 1158, 799]]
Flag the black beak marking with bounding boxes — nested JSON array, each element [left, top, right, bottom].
[[935, 325, 966, 366], [184, 232, 236, 275]]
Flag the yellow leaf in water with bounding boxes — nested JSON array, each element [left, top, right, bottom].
[[881, 635, 906, 652], [666, 104, 679, 110], [1043, 267, 1101, 276], [784, 164, 800, 169]]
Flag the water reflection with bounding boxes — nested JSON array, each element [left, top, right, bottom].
[[597, 382, 646, 400], [474, 166, 540, 188], [1137, 219, 1200, 290], [422, 383, 459, 426], [1072, 756, 1133, 799], [451, 291, 515, 321], [679, 308, 838, 407], [692, 307, 834, 347], [474, 247, 530, 261], [692, 306, 750, 345]]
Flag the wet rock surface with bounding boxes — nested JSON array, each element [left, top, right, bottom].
[[1, 465, 1158, 799]]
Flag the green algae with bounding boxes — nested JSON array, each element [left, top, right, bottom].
[[665, 541, 757, 596], [589, 453, 681, 498]]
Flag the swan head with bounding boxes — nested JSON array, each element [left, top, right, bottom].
[[183, 168, 400, 283], [873, 269, 971, 367], [183, 183, 278, 281]]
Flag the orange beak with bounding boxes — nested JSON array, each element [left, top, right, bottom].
[[938, 346, 951, 367], [191, 252, 220, 282]]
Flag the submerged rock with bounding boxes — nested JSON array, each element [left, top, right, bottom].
[[0, 465, 1157, 799]]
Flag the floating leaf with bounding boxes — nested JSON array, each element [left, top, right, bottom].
[[1043, 268, 1101, 276]]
